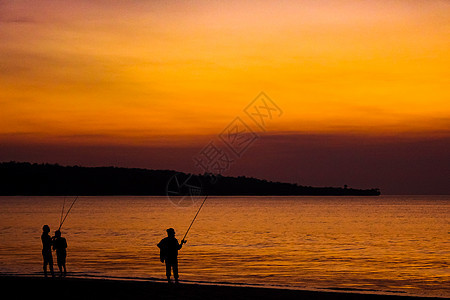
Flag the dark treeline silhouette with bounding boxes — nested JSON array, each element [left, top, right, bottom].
[[0, 161, 380, 196]]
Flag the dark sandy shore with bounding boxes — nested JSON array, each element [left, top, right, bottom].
[[1, 276, 445, 300]]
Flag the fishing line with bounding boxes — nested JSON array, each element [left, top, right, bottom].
[[182, 195, 208, 242], [59, 196, 78, 230], [59, 196, 66, 228]]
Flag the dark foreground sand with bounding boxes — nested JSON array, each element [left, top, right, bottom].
[[1, 276, 445, 300]]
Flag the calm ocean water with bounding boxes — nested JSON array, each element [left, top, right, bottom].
[[0, 196, 448, 297]]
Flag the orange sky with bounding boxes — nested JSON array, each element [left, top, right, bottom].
[[1, 1, 449, 194], [1, 0, 449, 147]]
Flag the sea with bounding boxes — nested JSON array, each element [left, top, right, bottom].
[[0, 196, 448, 298]]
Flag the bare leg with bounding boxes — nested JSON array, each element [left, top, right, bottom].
[[49, 262, 54, 277]]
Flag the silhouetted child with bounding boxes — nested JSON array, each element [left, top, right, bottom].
[[157, 228, 186, 284], [52, 230, 67, 277], [41, 225, 54, 277]]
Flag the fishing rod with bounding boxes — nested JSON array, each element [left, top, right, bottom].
[[182, 195, 208, 242], [59, 196, 78, 230]]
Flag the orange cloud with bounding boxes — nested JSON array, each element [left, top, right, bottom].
[[0, 0, 449, 147]]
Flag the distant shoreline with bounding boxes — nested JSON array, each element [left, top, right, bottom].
[[0, 161, 381, 196], [1, 275, 444, 300]]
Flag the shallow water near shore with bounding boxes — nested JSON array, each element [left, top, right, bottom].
[[0, 196, 448, 297]]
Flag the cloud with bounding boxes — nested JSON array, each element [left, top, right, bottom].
[[0, 17, 35, 24]]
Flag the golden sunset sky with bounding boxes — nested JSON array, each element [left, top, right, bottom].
[[1, 1, 449, 193]]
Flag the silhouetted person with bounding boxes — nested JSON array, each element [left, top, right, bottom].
[[52, 230, 67, 277], [157, 228, 186, 284], [41, 225, 54, 277]]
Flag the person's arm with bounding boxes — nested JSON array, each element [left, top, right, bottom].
[[178, 239, 186, 250], [51, 236, 56, 250]]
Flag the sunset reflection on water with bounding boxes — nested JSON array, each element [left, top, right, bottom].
[[0, 196, 448, 297]]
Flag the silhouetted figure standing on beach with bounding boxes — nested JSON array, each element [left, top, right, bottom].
[[41, 225, 54, 277], [52, 230, 67, 277], [157, 228, 186, 284]]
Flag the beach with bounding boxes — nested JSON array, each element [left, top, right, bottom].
[[2, 276, 447, 300]]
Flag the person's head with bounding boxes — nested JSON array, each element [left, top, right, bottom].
[[55, 230, 61, 237], [166, 228, 175, 237], [42, 225, 50, 233]]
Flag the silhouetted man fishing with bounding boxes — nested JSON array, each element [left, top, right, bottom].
[[41, 225, 54, 277], [52, 230, 68, 277], [157, 228, 186, 284]]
